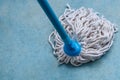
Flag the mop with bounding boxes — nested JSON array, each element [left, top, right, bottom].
[[38, 0, 117, 66]]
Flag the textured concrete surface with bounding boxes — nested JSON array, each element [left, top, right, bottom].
[[0, 0, 120, 80]]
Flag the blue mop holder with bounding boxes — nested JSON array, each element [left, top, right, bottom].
[[38, 0, 81, 56]]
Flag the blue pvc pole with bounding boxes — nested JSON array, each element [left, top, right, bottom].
[[38, 0, 81, 56], [38, 0, 71, 44]]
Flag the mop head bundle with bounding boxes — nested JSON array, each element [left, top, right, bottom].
[[49, 5, 117, 66]]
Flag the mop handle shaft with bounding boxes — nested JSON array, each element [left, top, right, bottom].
[[38, 0, 71, 44]]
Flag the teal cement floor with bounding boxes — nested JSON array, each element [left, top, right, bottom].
[[0, 0, 120, 80]]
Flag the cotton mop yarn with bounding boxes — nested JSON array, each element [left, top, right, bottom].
[[48, 5, 117, 66]]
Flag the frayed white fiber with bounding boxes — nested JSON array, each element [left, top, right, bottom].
[[48, 5, 117, 66]]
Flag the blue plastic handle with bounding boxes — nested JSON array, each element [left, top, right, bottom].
[[38, 0, 71, 44], [38, 0, 81, 56]]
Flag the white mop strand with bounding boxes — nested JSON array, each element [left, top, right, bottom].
[[48, 5, 117, 66]]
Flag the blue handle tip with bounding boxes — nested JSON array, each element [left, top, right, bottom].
[[64, 40, 81, 56]]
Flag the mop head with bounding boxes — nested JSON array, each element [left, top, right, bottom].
[[49, 5, 117, 66]]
